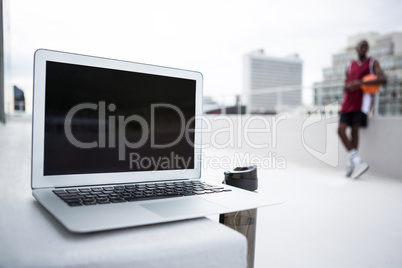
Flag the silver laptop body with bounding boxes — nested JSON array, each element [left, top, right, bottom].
[[31, 49, 273, 233]]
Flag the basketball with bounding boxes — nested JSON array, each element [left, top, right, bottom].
[[361, 74, 381, 94]]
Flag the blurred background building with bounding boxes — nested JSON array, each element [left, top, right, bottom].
[[242, 49, 303, 114], [313, 32, 402, 116], [13, 85, 25, 112], [1, 0, 13, 123], [0, 0, 5, 123]]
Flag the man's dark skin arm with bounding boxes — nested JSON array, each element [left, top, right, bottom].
[[344, 60, 387, 92], [371, 60, 387, 84]]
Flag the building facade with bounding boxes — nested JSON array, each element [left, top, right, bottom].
[[1, 0, 13, 123], [313, 32, 402, 116], [243, 50, 303, 114]]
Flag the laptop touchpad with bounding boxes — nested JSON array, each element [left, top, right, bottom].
[[141, 197, 226, 218]]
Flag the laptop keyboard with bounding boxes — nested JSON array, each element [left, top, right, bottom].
[[53, 181, 232, 207]]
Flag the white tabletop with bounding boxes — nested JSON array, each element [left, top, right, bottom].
[[0, 117, 247, 268]]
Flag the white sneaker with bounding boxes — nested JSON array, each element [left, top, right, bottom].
[[346, 161, 354, 178], [351, 161, 369, 179]]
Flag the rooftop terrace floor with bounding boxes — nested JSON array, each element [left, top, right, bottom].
[[203, 147, 402, 268], [1, 115, 402, 267]]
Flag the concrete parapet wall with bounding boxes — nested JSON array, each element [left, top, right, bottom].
[[202, 114, 401, 180], [359, 117, 402, 180]]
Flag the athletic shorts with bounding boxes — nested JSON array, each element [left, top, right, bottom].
[[339, 111, 368, 127]]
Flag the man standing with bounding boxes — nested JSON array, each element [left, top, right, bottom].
[[338, 40, 386, 179]]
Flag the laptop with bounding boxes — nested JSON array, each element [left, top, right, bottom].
[[32, 49, 276, 233]]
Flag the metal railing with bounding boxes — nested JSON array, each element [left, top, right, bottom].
[[204, 80, 402, 117]]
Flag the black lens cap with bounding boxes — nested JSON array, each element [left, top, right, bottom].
[[223, 165, 258, 191]]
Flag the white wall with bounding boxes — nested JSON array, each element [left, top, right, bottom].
[[202, 115, 402, 180]]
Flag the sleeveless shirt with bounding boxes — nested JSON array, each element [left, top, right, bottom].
[[340, 57, 374, 114]]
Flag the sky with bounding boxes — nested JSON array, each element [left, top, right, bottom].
[[4, 0, 402, 111]]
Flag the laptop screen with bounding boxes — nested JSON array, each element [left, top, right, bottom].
[[43, 61, 196, 176]]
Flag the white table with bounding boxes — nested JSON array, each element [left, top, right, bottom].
[[0, 117, 247, 268]]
